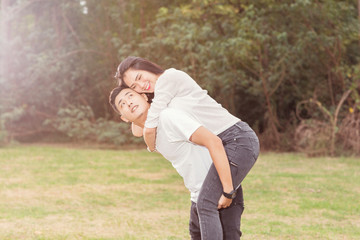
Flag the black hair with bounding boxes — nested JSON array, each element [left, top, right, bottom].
[[109, 85, 127, 115], [114, 56, 164, 87]]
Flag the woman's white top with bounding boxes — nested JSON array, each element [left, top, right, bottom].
[[145, 68, 240, 134]]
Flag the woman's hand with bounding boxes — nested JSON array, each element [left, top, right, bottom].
[[143, 127, 157, 152], [218, 195, 233, 209]]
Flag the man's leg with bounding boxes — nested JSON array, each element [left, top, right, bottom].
[[220, 185, 244, 240], [189, 201, 202, 240], [196, 163, 224, 240]]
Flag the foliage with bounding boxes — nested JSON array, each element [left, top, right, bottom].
[[139, 0, 360, 150], [0, 0, 359, 154], [0, 120, 7, 146], [295, 89, 353, 156], [0, 106, 26, 145], [44, 105, 140, 145], [338, 112, 360, 155]]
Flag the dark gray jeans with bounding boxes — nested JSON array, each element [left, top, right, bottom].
[[196, 121, 260, 240], [190, 186, 244, 240]]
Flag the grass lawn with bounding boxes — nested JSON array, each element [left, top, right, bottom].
[[0, 145, 359, 240]]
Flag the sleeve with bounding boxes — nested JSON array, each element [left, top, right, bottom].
[[160, 109, 202, 142], [144, 69, 196, 128]]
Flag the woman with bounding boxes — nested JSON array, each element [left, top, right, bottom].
[[115, 56, 260, 239]]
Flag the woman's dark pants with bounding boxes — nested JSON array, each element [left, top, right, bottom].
[[196, 121, 260, 240]]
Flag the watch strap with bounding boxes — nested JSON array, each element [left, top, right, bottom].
[[223, 189, 236, 199]]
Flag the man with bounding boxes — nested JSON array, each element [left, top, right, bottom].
[[109, 86, 245, 239]]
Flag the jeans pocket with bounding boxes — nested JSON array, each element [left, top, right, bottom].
[[229, 160, 238, 181]]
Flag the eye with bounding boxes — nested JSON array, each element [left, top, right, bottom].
[[129, 94, 133, 98]]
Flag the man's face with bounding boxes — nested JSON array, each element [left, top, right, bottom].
[[114, 88, 150, 124]]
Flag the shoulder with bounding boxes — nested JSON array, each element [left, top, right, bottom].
[[159, 108, 184, 121], [158, 108, 202, 141], [159, 108, 192, 130], [159, 68, 191, 82]]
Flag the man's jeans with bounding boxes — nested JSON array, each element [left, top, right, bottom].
[[196, 121, 260, 240], [189, 186, 244, 240]]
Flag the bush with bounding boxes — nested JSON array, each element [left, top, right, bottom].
[[338, 112, 360, 155], [44, 105, 141, 145]]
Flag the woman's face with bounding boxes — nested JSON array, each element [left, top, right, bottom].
[[123, 68, 159, 93]]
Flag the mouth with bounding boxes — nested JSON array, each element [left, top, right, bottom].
[[144, 82, 150, 91], [131, 105, 138, 113]]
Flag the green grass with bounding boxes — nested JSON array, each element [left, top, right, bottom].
[[0, 146, 359, 239]]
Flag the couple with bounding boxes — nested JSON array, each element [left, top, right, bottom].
[[109, 57, 260, 240]]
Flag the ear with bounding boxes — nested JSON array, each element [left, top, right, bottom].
[[141, 93, 148, 101], [120, 115, 129, 122]]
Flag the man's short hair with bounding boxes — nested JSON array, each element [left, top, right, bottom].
[[109, 85, 128, 115]]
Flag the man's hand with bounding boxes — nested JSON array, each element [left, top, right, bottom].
[[218, 195, 233, 209]]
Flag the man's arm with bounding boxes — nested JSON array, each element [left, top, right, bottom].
[[189, 126, 234, 209]]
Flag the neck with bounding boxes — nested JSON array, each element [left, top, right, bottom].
[[133, 110, 148, 128]]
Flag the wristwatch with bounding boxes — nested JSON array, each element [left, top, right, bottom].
[[223, 189, 236, 199]]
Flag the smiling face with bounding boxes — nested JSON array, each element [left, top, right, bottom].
[[123, 68, 159, 93], [114, 88, 150, 125]]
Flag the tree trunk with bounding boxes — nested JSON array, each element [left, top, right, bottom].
[[1, 0, 11, 83], [358, 0, 360, 45], [261, 74, 281, 147], [139, 0, 146, 40], [258, 45, 281, 147]]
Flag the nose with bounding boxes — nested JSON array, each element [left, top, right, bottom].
[[122, 99, 132, 108]]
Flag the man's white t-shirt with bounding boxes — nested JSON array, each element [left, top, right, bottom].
[[145, 68, 240, 135], [155, 108, 213, 203]]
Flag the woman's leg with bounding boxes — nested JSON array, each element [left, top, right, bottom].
[[220, 185, 244, 240], [194, 186, 244, 240], [218, 121, 260, 190], [196, 121, 259, 240]]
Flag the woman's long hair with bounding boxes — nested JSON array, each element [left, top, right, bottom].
[[114, 56, 164, 87]]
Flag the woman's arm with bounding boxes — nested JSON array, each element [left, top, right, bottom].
[[189, 126, 234, 209], [130, 124, 157, 152], [145, 69, 195, 151], [143, 127, 157, 151], [145, 69, 196, 128], [144, 71, 179, 151]]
